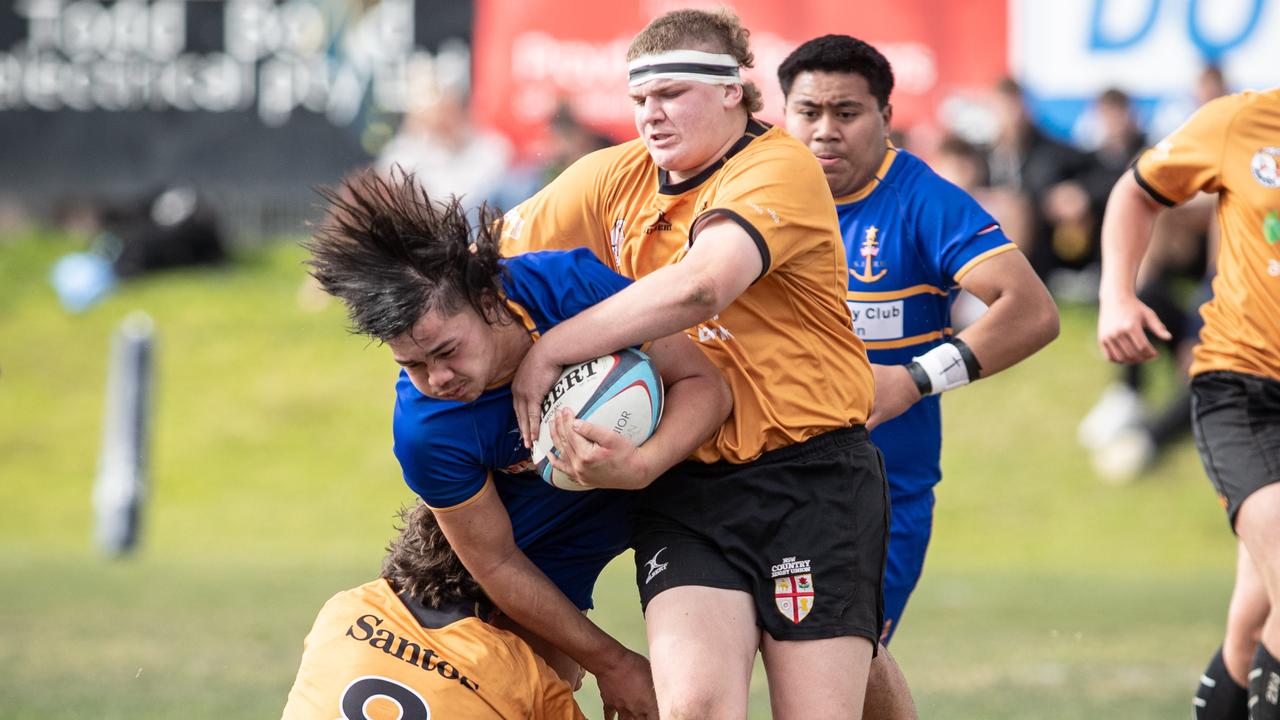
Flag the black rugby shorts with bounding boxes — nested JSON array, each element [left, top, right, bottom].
[[1191, 370, 1280, 530], [631, 426, 889, 644]]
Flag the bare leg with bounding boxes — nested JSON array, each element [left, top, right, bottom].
[[1222, 541, 1269, 685], [645, 586, 759, 720], [761, 632, 874, 720], [1235, 484, 1280, 717], [863, 644, 919, 720], [1235, 484, 1280, 657]]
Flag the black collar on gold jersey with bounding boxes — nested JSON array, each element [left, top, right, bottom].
[[399, 592, 489, 628], [658, 117, 770, 195]]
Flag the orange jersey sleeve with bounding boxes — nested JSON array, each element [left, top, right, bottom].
[[500, 144, 644, 269], [1134, 93, 1240, 204], [692, 131, 848, 281]]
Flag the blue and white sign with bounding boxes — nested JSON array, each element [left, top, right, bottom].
[[1012, 0, 1280, 142]]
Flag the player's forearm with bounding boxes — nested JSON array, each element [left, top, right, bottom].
[[955, 287, 1058, 377], [537, 263, 722, 368], [473, 549, 629, 674], [628, 371, 732, 488], [1099, 172, 1162, 305]]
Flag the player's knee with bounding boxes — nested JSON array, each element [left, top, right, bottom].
[[651, 649, 743, 719], [1229, 626, 1263, 651], [1225, 623, 1264, 668], [662, 690, 725, 720]]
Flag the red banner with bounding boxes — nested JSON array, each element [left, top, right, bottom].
[[473, 0, 1007, 156]]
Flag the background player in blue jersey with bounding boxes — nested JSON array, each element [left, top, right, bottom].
[[780, 35, 1060, 717], [304, 169, 732, 720]]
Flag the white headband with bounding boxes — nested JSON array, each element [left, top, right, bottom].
[[627, 49, 741, 88]]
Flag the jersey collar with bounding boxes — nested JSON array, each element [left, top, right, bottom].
[[833, 142, 898, 205], [399, 592, 489, 628], [485, 291, 537, 391], [658, 117, 770, 195]]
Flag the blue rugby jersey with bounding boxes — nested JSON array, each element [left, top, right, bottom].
[[392, 249, 634, 610], [838, 147, 1016, 498]]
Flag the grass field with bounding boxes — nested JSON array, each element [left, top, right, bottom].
[[0, 231, 1236, 718]]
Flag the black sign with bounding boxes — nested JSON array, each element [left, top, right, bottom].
[[0, 0, 472, 223]]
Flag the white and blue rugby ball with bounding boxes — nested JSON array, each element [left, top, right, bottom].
[[531, 348, 664, 491]]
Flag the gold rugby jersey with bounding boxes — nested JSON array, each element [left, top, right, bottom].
[[502, 119, 873, 463], [281, 579, 582, 720], [1134, 89, 1280, 381]]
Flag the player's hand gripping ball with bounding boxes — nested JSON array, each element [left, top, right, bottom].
[[530, 349, 664, 491]]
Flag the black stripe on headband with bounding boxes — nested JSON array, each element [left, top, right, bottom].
[[628, 62, 739, 82]]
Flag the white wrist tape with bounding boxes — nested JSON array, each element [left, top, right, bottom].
[[912, 342, 971, 395]]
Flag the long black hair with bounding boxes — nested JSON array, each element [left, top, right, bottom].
[[305, 167, 507, 342]]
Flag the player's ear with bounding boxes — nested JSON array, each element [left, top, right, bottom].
[[723, 83, 744, 110], [479, 293, 505, 324], [881, 102, 894, 131]]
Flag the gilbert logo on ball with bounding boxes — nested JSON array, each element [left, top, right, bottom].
[[531, 348, 664, 491]]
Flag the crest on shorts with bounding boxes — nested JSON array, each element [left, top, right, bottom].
[[1252, 148, 1280, 189], [772, 556, 815, 624]]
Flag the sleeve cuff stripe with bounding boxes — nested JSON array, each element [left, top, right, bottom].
[[1132, 166, 1176, 207], [953, 244, 1018, 282], [691, 208, 771, 282], [425, 473, 493, 513]]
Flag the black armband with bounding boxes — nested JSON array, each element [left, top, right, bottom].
[[950, 337, 983, 381], [905, 361, 933, 396]]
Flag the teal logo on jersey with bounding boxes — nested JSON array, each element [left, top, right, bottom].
[[1265, 210, 1280, 245]]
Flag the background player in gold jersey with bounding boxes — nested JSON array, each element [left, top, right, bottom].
[[1098, 87, 1280, 720], [281, 502, 583, 720], [502, 9, 890, 719]]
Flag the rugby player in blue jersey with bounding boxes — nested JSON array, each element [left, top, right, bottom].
[[780, 36, 1060, 717], [305, 169, 732, 720]]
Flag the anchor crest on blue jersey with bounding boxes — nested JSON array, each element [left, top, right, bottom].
[[850, 226, 888, 283]]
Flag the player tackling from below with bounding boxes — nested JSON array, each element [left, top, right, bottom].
[[503, 9, 890, 719], [305, 169, 732, 720], [1097, 86, 1280, 720], [281, 502, 585, 719], [779, 35, 1059, 718]]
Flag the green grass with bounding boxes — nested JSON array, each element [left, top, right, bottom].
[[0, 231, 1235, 718]]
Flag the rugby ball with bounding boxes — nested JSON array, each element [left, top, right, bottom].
[[531, 348, 664, 491]]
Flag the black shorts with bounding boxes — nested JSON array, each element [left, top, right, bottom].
[[1190, 371, 1280, 530], [631, 426, 889, 644]]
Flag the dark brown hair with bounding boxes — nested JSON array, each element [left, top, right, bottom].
[[381, 502, 492, 615]]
